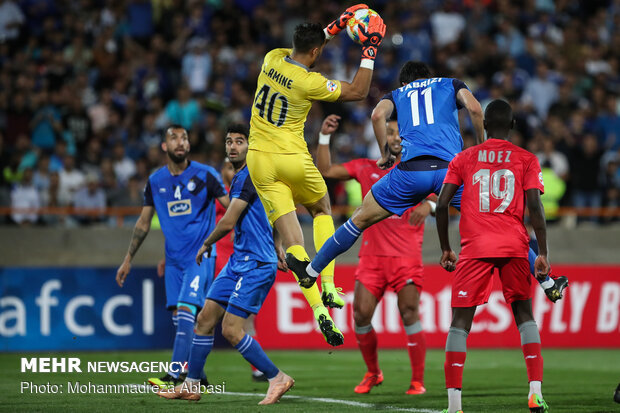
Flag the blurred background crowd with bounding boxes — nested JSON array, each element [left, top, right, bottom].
[[0, 0, 619, 227]]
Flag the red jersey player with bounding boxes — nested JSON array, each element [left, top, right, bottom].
[[316, 114, 431, 395], [436, 100, 550, 413]]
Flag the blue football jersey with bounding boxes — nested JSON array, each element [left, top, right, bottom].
[[385, 77, 468, 162], [144, 161, 226, 265], [228, 165, 276, 270]]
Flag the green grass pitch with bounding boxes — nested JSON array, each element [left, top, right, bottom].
[[1, 349, 618, 412]]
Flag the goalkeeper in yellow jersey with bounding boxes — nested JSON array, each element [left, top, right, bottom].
[[247, 4, 386, 346]]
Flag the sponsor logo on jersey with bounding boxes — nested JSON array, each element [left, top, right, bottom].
[[458, 290, 468, 297], [326, 80, 337, 92], [187, 180, 196, 192], [538, 172, 544, 186], [159, 188, 166, 193], [167, 199, 192, 216]]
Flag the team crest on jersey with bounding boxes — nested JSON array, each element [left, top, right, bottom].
[[167, 199, 192, 216], [538, 172, 544, 186], [187, 180, 196, 192], [326, 80, 337, 92]]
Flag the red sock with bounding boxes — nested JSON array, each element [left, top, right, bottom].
[[444, 351, 466, 389], [251, 364, 258, 372], [522, 342, 543, 382], [356, 329, 379, 374], [407, 331, 426, 383]]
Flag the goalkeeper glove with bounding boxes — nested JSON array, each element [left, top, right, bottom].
[[358, 14, 386, 62], [324, 4, 368, 40]]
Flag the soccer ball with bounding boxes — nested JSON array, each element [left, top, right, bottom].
[[346, 8, 380, 45]]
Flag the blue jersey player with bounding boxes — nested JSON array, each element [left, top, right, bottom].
[[158, 124, 294, 405], [115, 125, 229, 387], [286, 61, 568, 303]]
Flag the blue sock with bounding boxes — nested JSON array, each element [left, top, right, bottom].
[[187, 334, 213, 380], [235, 334, 279, 379], [310, 219, 361, 275], [528, 247, 551, 286], [172, 314, 178, 327], [169, 310, 195, 378]]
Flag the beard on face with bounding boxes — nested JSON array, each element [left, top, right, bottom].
[[167, 148, 188, 163]]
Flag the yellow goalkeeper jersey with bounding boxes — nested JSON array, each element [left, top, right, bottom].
[[249, 48, 342, 154]]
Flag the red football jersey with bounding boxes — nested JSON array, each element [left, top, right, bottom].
[[443, 139, 544, 259], [343, 159, 424, 259]]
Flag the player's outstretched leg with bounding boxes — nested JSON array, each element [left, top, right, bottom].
[[307, 192, 391, 283], [150, 303, 196, 388], [158, 300, 225, 401], [222, 312, 294, 405], [287, 248, 344, 346], [149, 313, 182, 388], [528, 247, 569, 302], [313, 214, 345, 308]]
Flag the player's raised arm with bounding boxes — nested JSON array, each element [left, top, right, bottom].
[[116, 205, 155, 287], [456, 88, 484, 144], [436, 183, 459, 272], [196, 198, 248, 265], [316, 115, 351, 180], [371, 99, 396, 168], [332, 8, 386, 102], [526, 188, 550, 280]]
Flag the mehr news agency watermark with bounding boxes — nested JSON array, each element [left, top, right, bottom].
[[19, 357, 226, 395]]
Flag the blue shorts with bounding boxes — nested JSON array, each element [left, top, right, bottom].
[[207, 259, 277, 318], [371, 157, 463, 216], [165, 256, 216, 310]]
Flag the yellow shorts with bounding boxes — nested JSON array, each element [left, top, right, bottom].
[[246, 149, 327, 225]]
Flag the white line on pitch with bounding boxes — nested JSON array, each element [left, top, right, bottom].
[[223, 391, 442, 413]]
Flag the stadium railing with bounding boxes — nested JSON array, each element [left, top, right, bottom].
[[1, 206, 620, 227]]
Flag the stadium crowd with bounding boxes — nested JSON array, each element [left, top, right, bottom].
[[0, 0, 619, 226]]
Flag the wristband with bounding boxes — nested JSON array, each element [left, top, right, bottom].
[[323, 28, 334, 40], [318, 132, 331, 145], [360, 59, 375, 70], [426, 200, 437, 214]]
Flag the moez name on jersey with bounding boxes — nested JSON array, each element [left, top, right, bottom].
[[399, 77, 443, 91], [478, 150, 512, 163]]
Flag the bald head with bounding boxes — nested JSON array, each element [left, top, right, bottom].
[[484, 99, 514, 140]]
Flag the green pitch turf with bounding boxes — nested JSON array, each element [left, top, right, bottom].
[[1, 349, 618, 412]]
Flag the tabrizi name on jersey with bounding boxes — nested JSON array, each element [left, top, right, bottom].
[[399, 77, 443, 91], [21, 358, 187, 374]]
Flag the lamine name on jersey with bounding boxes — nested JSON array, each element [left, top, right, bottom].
[[250, 48, 342, 154]]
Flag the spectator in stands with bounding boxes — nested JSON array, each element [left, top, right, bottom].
[[182, 37, 212, 95], [11, 168, 40, 226], [597, 93, 620, 151], [0, 0, 25, 43], [58, 155, 84, 206], [537, 135, 569, 182], [74, 173, 107, 225], [164, 85, 200, 130], [570, 134, 604, 222], [521, 62, 560, 119], [112, 142, 137, 186], [30, 90, 62, 151]]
